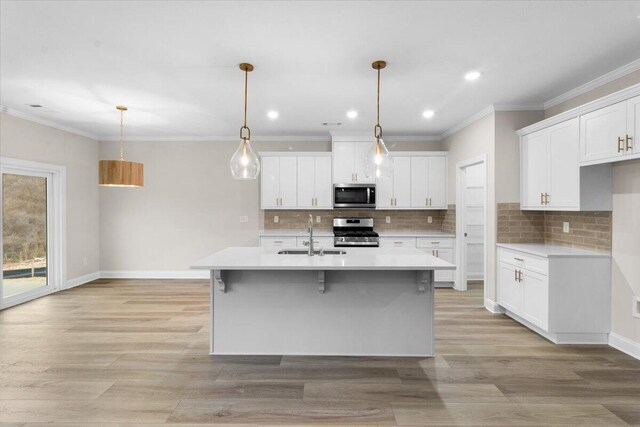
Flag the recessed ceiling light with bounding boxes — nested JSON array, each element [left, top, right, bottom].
[[422, 110, 435, 119], [465, 71, 481, 81], [347, 110, 358, 119], [267, 111, 279, 119]]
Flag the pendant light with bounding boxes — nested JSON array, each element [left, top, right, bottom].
[[364, 60, 393, 179], [99, 106, 144, 187], [230, 63, 260, 179]]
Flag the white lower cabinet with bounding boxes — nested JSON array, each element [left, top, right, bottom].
[[379, 236, 456, 285], [378, 237, 416, 248], [497, 245, 611, 344], [295, 236, 334, 248], [259, 237, 297, 248]]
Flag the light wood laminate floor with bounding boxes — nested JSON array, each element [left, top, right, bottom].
[[0, 279, 638, 426]]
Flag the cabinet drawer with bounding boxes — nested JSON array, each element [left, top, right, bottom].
[[416, 237, 454, 249], [259, 237, 297, 248], [296, 236, 334, 248], [379, 237, 417, 248], [499, 248, 548, 275]]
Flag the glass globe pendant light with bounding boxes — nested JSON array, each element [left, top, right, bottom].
[[230, 63, 260, 179], [364, 60, 393, 179]]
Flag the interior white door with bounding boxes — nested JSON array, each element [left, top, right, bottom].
[[498, 262, 522, 313], [355, 141, 375, 183], [579, 100, 627, 163], [521, 130, 548, 208], [261, 156, 280, 209], [332, 142, 355, 183], [428, 156, 447, 208], [393, 156, 412, 208], [314, 157, 333, 208], [548, 118, 579, 209], [463, 161, 485, 281], [628, 95, 640, 155], [410, 156, 429, 208], [296, 157, 315, 208], [278, 157, 297, 208]]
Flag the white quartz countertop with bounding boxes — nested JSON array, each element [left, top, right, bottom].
[[497, 243, 610, 258], [258, 229, 454, 238], [192, 247, 456, 271]]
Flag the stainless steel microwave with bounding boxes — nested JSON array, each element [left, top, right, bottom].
[[333, 184, 376, 209]]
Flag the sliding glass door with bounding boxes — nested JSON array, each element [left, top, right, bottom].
[[1, 158, 64, 309]]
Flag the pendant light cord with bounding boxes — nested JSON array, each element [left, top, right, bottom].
[[239, 65, 251, 141], [244, 68, 248, 129], [119, 108, 125, 161], [374, 64, 383, 140], [377, 67, 380, 127]]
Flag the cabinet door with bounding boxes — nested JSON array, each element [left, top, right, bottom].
[[393, 156, 412, 208], [498, 262, 522, 313], [521, 130, 548, 209], [355, 141, 376, 183], [579, 101, 627, 163], [548, 118, 579, 209], [410, 156, 429, 208], [314, 156, 333, 208], [433, 248, 454, 282], [428, 156, 447, 208], [332, 142, 356, 183], [261, 156, 280, 209], [278, 157, 297, 208], [521, 269, 549, 330], [627, 95, 640, 155], [260, 237, 297, 247], [376, 168, 394, 208], [296, 157, 315, 208]]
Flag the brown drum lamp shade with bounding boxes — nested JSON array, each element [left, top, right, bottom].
[[99, 106, 144, 187]]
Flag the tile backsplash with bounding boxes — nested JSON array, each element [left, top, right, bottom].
[[264, 209, 447, 232], [497, 203, 611, 253]]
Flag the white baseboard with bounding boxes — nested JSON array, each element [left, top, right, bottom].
[[64, 271, 100, 289], [609, 332, 640, 361], [100, 270, 209, 279], [484, 298, 505, 314]]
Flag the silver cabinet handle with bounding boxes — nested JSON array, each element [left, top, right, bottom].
[[514, 269, 518, 282], [274, 240, 283, 244], [355, 173, 358, 181], [429, 198, 432, 206], [426, 197, 428, 206], [391, 198, 394, 206], [514, 257, 524, 262], [436, 249, 439, 257]]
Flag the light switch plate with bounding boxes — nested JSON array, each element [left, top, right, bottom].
[[427, 216, 433, 224], [316, 216, 321, 223], [273, 216, 279, 224], [386, 216, 391, 224], [239, 215, 249, 223], [563, 222, 570, 233], [633, 296, 640, 319]]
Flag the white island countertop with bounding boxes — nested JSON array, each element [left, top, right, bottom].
[[191, 246, 455, 271], [497, 243, 610, 258]]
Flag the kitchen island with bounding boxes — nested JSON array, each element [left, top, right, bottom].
[[191, 247, 455, 356]]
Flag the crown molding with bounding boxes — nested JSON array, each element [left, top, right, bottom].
[[99, 134, 441, 143], [0, 105, 99, 140], [493, 103, 545, 111], [543, 58, 640, 110], [439, 105, 496, 140]]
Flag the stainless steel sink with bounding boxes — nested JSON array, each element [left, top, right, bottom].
[[278, 249, 347, 255]]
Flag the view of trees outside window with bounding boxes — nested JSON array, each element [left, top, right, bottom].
[[2, 173, 48, 297]]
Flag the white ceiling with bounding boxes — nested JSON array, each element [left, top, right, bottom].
[[1, 1, 640, 141]]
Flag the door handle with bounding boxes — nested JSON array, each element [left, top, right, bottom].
[[626, 135, 633, 152], [618, 137, 624, 153]]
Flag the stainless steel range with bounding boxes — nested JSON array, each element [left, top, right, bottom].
[[333, 217, 379, 247]]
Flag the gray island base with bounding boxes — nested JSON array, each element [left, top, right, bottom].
[[191, 247, 455, 357]]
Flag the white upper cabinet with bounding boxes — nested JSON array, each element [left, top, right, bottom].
[[332, 140, 375, 183], [521, 118, 611, 211], [377, 156, 411, 208], [261, 156, 297, 209], [410, 155, 447, 209], [579, 95, 640, 165], [297, 156, 332, 209]]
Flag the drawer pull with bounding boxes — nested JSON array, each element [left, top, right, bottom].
[[274, 240, 283, 244], [431, 241, 440, 244], [394, 241, 403, 244], [514, 257, 524, 262]]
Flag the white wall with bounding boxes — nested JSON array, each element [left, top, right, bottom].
[[99, 138, 442, 274], [441, 113, 497, 301], [0, 113, 100, 282]]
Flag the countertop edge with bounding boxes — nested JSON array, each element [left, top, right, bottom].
[[496, 243, 611, 258]]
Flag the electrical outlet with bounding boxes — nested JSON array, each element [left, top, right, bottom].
[[386, 216, 391, 224], [239, 215, 249, 223], [316, 216, 321, 223], [273, 216, 279, 224], [633, 296, 640, 319], [563, 222, 570, 233], [427, 216, 433, 224]]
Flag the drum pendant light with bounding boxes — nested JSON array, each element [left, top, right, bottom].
[[99, 106, 144, 187], [230, 63, 260, 179], [364, 60, 393, 179]]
